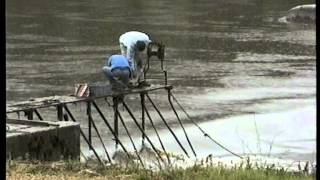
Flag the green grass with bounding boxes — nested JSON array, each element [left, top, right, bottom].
[[7, 160, 315, 180]]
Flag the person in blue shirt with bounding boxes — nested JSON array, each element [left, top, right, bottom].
[[102, 54, 131, 90]]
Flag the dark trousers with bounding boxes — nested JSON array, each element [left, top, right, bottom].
[[103, 66, 130, 89]]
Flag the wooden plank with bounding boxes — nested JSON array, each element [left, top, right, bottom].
[[6, 85, 172, 113], [6, 96, 83, 113]]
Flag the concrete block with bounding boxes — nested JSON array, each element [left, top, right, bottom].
[[6, 119, 80, 161]]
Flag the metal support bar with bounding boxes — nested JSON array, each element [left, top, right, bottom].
[[87, 102, 92, 150], [90, 119, 112, 163], [63, 114, 69, 121], [146, 93, 190, 158], [170, 93, 243, 159], [24, 109, 33, 120], [164, 70, 167, 85], [113, 97, 119, 149], [63, 104, 105, 166], [87, 101, 112, 163], [144, 105, 171, 164], [144, 55, 150, 81], [34, 109, 43, 121], [167, 89, 197, 157], [140, 93, 146, 146], [122, 101, 165, 163], [118, 111, 145, 167], [57, 105, 63, 121], [91, 100, 131, 158]]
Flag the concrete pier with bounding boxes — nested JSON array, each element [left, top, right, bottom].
[[6, 119, 80, 161]]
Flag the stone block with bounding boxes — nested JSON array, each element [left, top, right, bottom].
[[6, 119, 80, 161]]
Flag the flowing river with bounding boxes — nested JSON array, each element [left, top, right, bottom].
[[6, 0, 316, 164]]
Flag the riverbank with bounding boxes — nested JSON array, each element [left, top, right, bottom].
[[7, 160, 315, 180]]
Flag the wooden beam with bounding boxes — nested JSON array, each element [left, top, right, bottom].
[[6, 85, 172, 113]]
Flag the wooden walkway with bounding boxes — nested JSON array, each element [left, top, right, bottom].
[[6, 85, 172, 113]]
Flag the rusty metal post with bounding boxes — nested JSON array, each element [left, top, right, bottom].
[[167, 88, 197, 157], [87, 101, 112, 163], [25, 109, 33, 120], [146, 93, 190, 158], [63, 114, 69, 121], [122, 101, 165, 163], [91, 100, 131, 158], [63, 104, 105, 166], [118, 111, 145, 167], [170, 92, 243, 159], [113, 97, 119, 149], [140, 93, 146, 146], [144, 105, 171, 164], [57, 105, 63, 121], [87, 101, 93, 150], [34, 109, 43, 121], [164, 70, 167, 85]]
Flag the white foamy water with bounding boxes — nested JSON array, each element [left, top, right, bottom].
[[83, 104, 315, 172], [143, 105, 315, 158]]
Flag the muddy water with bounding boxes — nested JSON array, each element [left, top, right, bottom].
[[6, 0, 316, 162]]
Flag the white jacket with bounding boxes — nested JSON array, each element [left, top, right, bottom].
[[119, 31, 151, 70]]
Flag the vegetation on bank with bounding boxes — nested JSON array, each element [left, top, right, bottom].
[[7, 159, 315, 180]]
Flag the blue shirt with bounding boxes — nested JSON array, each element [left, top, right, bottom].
[[107, 55, 130, 71]]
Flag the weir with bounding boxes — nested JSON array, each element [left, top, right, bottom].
[[6, 42, 189, 165], [6, 42, 241, 166], [6, 85, 196, 165]]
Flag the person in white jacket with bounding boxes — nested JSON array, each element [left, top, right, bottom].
[[119, 31, 151, 87]]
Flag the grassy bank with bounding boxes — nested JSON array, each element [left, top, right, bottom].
[[7, 160, 315, 180]]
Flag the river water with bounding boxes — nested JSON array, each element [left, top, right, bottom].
[[6, 0, 316, 163]]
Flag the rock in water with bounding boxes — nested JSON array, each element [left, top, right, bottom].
[[112, 150, 134, 165], [139, 145, 159, 161], [279, 4, 315, 23]]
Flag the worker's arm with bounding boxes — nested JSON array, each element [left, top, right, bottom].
[[102, 56, 113, 75], [107, 56, 112, 66], [126, 45, 136, 71]]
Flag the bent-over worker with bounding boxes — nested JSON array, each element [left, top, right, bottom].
[[119, 31, 151, 87], [102, 54, 131, 91]]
